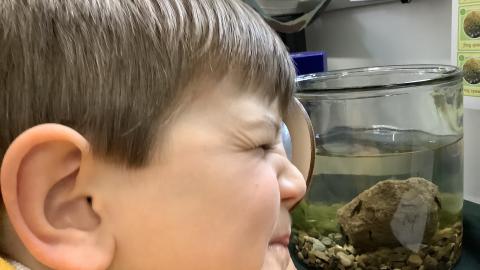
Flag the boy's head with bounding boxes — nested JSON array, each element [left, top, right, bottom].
[[0, 1, 306, 269]]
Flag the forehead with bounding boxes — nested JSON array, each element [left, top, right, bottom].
[[184, 75, 282, 118], [151, 76, 283, 162]]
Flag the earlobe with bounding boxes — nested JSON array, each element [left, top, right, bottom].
[[0, 124, 115, 270]]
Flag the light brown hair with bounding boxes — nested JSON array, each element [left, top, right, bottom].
[[0, 0, 295, 167]]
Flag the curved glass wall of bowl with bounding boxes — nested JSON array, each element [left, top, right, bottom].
[[281, 122, 293, 161], [290, 65, 464, 270]]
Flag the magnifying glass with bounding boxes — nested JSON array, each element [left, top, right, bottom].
[[282, 97, 315, 195]]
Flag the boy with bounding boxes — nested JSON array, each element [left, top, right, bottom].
[[0, 0, 306, 269]]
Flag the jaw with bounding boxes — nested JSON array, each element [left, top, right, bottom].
[[262, 244, 291, 270]]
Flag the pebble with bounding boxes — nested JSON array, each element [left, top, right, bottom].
[[311, 239, 326, 252], [312, 250, 330, 262], [304, 235, 316, 243], [407, 254, 423, 267], [356, 254, 368, 267], [334, 233, 345, 244], [294, 221, 462, 270], [391, 252, 409, 262], [345, 245, 356, 255], [338, 251, 353, 267], [423, 255, 438, 270], [392, 262, 405, 269], [438, 227, 453, 237], [321, 237, 333, 246], [334, 244, 344, 252], [437, 244, 452, 259]]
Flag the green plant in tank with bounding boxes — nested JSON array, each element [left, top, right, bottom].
[[437, 193, 463, 229], [291, 200, 343, 237]]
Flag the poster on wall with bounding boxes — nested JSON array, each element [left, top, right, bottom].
[[455, 0, 480, 108]]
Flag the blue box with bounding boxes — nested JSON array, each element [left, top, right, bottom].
[[291, 51, 327, 75]]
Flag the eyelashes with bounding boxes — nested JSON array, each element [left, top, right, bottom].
[[258, 143, 274, 151]]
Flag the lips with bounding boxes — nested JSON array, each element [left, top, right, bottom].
[[265, 233, 292, 270], [269, 210, 293, 247], [269, 233, 291, 247]]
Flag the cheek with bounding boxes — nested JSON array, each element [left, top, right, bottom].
[[233, 161, 280, 243], [194, 153, 281, 230], [110, 156, 282, 270], [228, 162, 281, 267], [247, 167, 280, 225], [194, 156, 281, 267]]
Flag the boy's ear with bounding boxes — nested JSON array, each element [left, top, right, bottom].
[[0, 124, 115, 270]]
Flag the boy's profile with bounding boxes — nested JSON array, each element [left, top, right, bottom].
[[0, 0, 307, 269]]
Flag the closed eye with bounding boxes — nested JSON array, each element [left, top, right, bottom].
[[259, 143, 274, 151]]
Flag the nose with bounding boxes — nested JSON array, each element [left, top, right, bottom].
[[278, 159, 307, 211]]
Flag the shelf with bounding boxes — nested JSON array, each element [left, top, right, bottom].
[[255, 0, 395, 16]]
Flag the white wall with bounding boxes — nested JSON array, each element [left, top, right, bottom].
[[306, 0, 452, 70]]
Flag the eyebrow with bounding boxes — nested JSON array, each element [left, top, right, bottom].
[[243, 116, 281, 135]]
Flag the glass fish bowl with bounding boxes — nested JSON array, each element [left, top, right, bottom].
[[290, 65, 464, 270]]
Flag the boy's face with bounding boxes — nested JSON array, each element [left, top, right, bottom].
[[99, 77, 306, 270]]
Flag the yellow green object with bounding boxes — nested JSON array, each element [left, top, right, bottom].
[[0, 258, 14, 270], [291, 200, 343, 236], [458, 52, 480, 96]]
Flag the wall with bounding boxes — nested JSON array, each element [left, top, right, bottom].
[[306, 0, 452, 70]]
